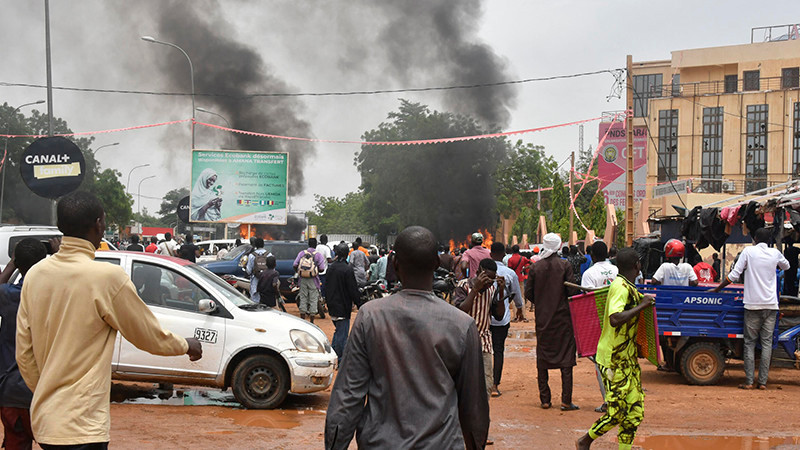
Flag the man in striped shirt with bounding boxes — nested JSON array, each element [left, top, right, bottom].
[[454, 258, 506, 396]]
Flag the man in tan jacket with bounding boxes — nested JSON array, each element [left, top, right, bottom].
[[16, 191, 202, 449]]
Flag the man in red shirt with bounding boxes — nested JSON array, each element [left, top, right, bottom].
[[507, 245, 531, 284], [691, 255, 717, 283], [145, 237, 158, 253], [459, 233, 491, 279]]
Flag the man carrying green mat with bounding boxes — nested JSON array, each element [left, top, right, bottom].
[[576, 248, 655, 450]]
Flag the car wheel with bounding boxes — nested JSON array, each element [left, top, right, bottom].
[[231, 354, 289, 409], [680, 342, 725, 385]]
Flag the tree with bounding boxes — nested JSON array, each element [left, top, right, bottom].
[[550, 173, 569, 238], [89, 169, 133, 228], [357, 100, 508, 241], [494, 141, 557, 219], [0, 104, 132, 226], [307, 192, 369, 234], [158, 187, 189, 222]]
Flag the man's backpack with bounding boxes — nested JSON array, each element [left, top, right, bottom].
[[298, 250, 318, 278], [253, 252, 269, 277]]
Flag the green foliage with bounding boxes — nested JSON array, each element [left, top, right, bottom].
[[0, 103, 132, 226], [158, 187, 189, 221], [88, 169, 133, 228], [357, 99, 506, 241], [495, 141, 557, 218], [307, 192, 369, 234]]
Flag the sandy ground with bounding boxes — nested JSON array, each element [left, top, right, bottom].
[[8, 302, 800, 449]]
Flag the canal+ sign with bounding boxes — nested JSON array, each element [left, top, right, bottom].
[[20, 137, 86, 199]]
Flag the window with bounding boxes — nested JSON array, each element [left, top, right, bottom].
[[132, 262, 212, 312], [783, 67, 800, 89], [700, 107, 723, 193], [633, 74, 663, 117], [745, 104, 768, 192], [657, 109, 679, 183], [793, 103, 800, 179], [743, 70, 760, 91], [724, 75, 738, 93], [671, 74, 681, 97]]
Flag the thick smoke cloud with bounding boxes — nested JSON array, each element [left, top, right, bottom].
[[148, 0, 315, 197]]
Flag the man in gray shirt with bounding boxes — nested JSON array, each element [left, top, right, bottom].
[[325, 226, 489, 449]]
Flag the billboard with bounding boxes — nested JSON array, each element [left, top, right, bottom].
[[190, 150, 288, 224], [597, 122, 647, 208]]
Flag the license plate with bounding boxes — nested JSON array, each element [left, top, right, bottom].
[[194, 327, 218, 344]]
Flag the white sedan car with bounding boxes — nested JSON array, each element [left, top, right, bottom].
[[96, 251, 337, 409]]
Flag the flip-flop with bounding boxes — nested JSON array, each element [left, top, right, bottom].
[[491, 390, 502, 398], [757, 384, 767, 390], [561, 403, 580, 411], [738, 384, 755, 390], [540, 402, 551, 409], [594, 403, 607, 413]]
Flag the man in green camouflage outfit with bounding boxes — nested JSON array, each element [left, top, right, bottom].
[[577, 248, 655, 450]]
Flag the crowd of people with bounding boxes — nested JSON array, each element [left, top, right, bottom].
[[0, 192, 790, 449]]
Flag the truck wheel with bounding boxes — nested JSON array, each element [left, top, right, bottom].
[[231, 354, 289, 409], [680, 342, 725, 385]]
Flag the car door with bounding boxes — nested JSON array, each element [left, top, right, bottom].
[[116, 260, 227, 381]]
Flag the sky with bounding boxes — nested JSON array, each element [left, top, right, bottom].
[[1, 0, 796, 219]]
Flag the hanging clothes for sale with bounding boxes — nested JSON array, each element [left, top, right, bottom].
[[681, 206, 703, 242], [741, 201, 765, 236]]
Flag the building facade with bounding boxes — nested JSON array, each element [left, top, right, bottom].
[[632, 31, 800, 214]]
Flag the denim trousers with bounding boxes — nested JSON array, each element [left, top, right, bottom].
[[331, 318, 350, 364], [743, 309, 777, 386]]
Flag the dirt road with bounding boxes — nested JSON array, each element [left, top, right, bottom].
[[12, 303, 800, 449]]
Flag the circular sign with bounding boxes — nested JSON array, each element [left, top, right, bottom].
[[177, 196, 190, 223], [20, 137, 86, 199], [602, 145, 618, 163]]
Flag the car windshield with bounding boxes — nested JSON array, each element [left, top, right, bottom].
[[220, 244, 251, 261], [263, 242, 308, 259], [186, 264, 254, 307]]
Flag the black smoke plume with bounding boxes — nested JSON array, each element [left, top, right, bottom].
[[150, 0, 315, 197]]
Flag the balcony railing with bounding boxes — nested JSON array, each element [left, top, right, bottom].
[[641, 76, 799, 99], [689, 178, 785, 196]]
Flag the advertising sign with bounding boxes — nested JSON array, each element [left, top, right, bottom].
[[190, 150, 288, 224], [176, 196, 190, 223], [597, 122, 647, 208], [20, 136, 86, 199]]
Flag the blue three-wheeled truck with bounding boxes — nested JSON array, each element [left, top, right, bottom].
[[640, 284, 800, 385]]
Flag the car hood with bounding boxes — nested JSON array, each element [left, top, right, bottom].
[[230, 305, 330, 347]]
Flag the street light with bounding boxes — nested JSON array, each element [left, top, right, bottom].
[[196, 107, 234, 148], [126, 163, 150, 193], [1, 100, 46, 223], [92, 142, 119, 155], [137, 175, 156, 216], [141, 36, 195, 149]]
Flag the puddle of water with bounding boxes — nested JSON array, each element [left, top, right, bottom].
[[110, 383, 239, 407], [510, 330, 536, 339], [216, 409, 323, 429], [635, 435, 800, 450]]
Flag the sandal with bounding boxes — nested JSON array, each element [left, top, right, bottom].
[[757, 384, 767, 390], [561, 403, 580, 411], [738, 384, 755, 390], [540, 402, 551, 409]]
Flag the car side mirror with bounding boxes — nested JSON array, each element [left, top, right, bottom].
[[198, 299, 218, 313]]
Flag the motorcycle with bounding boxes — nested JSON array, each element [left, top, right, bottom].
[[433, 267, 457, 302], [358, 279, 388, 307]]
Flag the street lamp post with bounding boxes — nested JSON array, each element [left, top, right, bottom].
[[1, 100, 46, 223], [126, 163, 150, 193], [141, 36, 195, 149], [196, 107, 234, 149], [92, 142, 119, 155], [137, 175, 156, 216]]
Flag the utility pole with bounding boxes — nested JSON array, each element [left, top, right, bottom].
[[625, 54, 635, 246], [569, 151, 575, 245], [45, 0, 57, 226]]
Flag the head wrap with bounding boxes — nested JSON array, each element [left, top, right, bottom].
[[539, 233, 562, 259]]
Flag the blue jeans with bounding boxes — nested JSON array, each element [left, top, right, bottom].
[[331, 318, 350, 364], [743, 309, 777, 386]]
